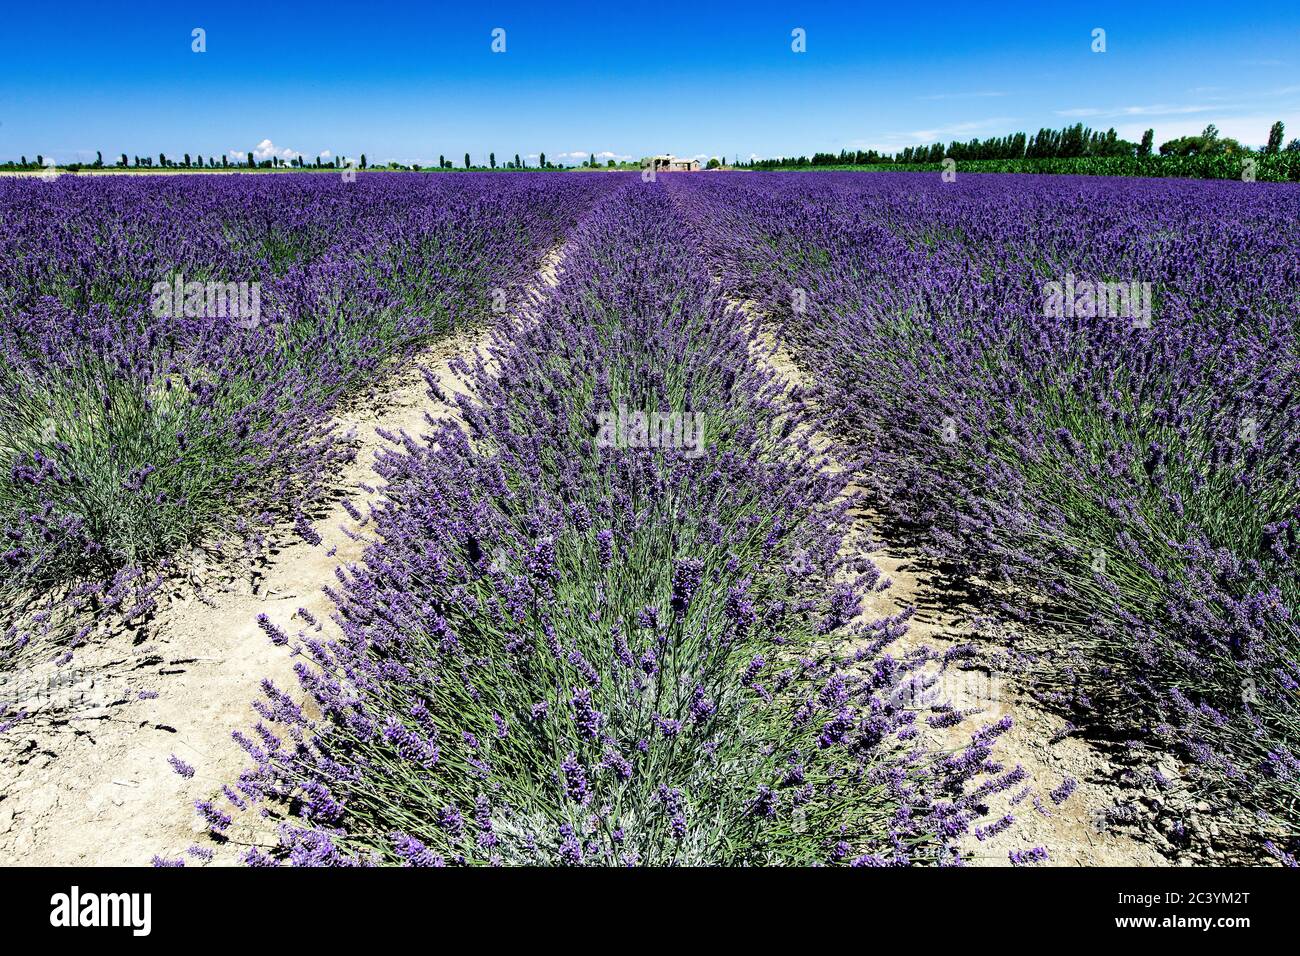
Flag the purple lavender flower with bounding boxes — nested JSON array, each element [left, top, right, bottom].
[[569, 687, 604, 739], [167, 754, 195, 779], [670, 558, 705, 614], [241, 847, 279, 867], [595, 529, 614, 566], [1049, 776, 1078, 805], [256, 613, 290, 646], [1009, 846, 1049, 866], [194, 800, 232, 832], [392, 832, 441, 867], [561, 752, 589, 804]]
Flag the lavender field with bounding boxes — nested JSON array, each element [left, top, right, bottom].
[[1, 172, 1297, 867]]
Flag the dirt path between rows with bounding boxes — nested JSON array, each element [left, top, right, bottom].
[[0, 248, 567, 866], [740, 303, 1166, 866]]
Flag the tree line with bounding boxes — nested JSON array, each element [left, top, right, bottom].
[[746, 121, 1300, 169], [0, 148, 631, 172]]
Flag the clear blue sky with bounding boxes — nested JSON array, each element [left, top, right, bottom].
[[2, 1, 1298, 165]]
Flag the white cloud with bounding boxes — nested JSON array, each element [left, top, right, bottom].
[[254, 138, 303, 161], [227, 139, 315, 163], [319, 149, 332, 159], [227, 139, 306, 162]]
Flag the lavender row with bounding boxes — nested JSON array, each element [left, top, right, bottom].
[[206, 181, 1015, 866], [668, 172, 1300, 859]]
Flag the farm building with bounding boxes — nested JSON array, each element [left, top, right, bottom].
[[646, 154, 701, 172]]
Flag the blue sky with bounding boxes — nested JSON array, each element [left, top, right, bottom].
[[2, 1, 1298, 165]]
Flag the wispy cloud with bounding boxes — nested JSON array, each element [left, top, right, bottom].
[[841, 117, 1019, 155], [557, 149, 631, 161], [898, 117, 1018, 143], [1055, 104, 1221, 119]]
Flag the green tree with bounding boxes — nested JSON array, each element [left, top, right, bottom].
[[360, 154, 367, 169], [1137, 129, 1154, 157], [248, 151, 256, 168], [1266, 121, 1285, 154], [515, 153, 522, 168], [489, 152, 496, 168], [1160, 124, 1241, 158], [540, 151, 547, 168], [464, 152, 471, 169]]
